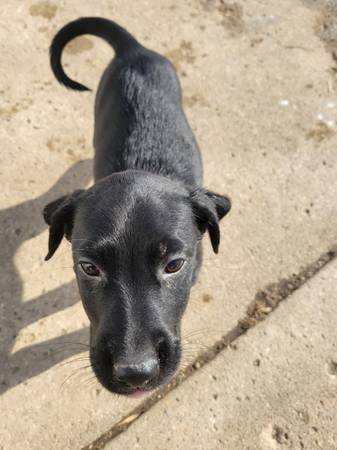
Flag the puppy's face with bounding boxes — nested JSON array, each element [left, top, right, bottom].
[[44, 171, 230, 396]]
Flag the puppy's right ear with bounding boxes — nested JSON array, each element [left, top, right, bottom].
[[190, 189, 231, 254], [43, 189, 84, 261]]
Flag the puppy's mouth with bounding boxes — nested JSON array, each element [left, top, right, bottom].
[[127, 389, 148, 398]]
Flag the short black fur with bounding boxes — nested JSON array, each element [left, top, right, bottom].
[[44, 17, 231, 396]]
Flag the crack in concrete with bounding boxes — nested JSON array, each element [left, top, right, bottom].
[[82, 246, 337, 450]]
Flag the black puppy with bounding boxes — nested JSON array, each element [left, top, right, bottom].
[[44, 17, 231, 397]]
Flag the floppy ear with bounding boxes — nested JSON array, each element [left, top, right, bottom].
[[190, 188, 231, 253], [43, 190, 84, 261]]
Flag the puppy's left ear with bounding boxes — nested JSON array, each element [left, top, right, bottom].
[[190, 189, 231, 253], [43, 189, 84, 261]]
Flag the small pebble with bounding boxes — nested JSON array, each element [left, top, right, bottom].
[[279, 99, 289, 107]]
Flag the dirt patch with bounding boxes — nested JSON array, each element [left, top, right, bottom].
[[47, 136, 87, 163], [218, 2, 245, 36], [165, 41, 196, 71], [305, 122, 335, 142], [327, 359, 337, 375], [37, 26, 49, 33], [29, 1, 57, 20], [0, 98, 33, 121], [200, 1, 245, 36], [302, 1, 337, 88], [64, 37, 94, 55], [82, 247, 337, 450], [46, 138, 57, 152], [241, 247, 337, 329], [314, 3, 337, 53], [250, 37, 264, 48], [202, 293, 213, 303], [272, 425, 291, 445], [183, 93, 210, 108], [200, 0, 218, 11], [302, 1, 337, 59]]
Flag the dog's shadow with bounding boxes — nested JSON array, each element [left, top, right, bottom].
[[0, 160, 92, 394]]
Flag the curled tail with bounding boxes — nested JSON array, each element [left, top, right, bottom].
[[50, 17, 140, 91]]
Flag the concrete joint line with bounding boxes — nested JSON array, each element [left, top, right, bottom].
[[82, 246, 337, 450]]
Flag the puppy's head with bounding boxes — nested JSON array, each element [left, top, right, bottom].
[[44, 171, 230, 396]]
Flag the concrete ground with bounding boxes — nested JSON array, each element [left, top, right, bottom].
[[1, 0, 337, 449]]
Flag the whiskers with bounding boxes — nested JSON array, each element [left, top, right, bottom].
[[59, 363, 92, 391], [57, 355, 91, 368], [52, 341, 91, 356], [49, 341, 99, 392], [179, 325, 229, 373], [180, 329, 214, 369], [54, 350, 99, 393]]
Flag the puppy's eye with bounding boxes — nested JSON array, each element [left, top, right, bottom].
[[164, 258, 185, 274], [80, 262, 100, 277]]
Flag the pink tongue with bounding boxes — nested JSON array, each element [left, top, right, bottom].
[[128, 390, 146, 399]]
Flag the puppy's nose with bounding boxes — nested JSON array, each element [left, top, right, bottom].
[[113, 358, 159, 387]]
